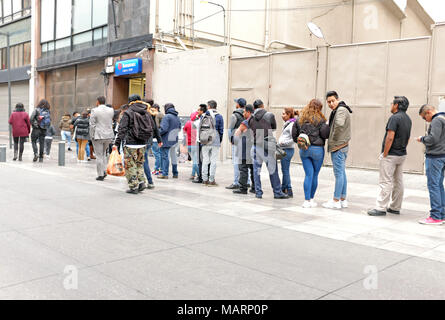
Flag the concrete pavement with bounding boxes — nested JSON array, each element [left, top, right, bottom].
[[0, 138, 444, 300]]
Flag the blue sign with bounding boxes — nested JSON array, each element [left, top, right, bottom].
[[115, 58, 143, 76]]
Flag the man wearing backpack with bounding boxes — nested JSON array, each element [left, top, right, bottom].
[[90, 96, 115, 181], [158, 103, 181, 179], [199, 100, 224, 186], [249, 99, 288, 199], [30, 99, 51, 162], [115, 95, 154, 194], [226, 98, 246, 190]]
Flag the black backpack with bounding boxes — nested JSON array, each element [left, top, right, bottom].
[[131, 110, 153, 141]]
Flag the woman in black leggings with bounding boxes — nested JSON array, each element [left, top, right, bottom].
[[8, 103, 31, 161]]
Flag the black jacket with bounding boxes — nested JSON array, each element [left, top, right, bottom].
[[248, 108, 273, 146], [292, 119, 330, 147], [74, 117, 90, 140], [150, 113, 162, 145], [115, 102, 152, 146]]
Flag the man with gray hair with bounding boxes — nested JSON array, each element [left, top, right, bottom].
[[368, 96, 412, 216], [417, 104, 445, 225]]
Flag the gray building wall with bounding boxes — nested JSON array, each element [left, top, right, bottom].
[[108, 0, 150, 42]]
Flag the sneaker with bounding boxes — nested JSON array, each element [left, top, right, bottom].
[[126, 188, 139, 195], [302, 201, 312, 208], [249, 188, 256, 194], [387, 208, 400, 215], [367, 209, 386, 216], [172, 176, 179, 179], [96, 176, 105, 181], [418, 217, 444, 225], [226, 184, 240, 190], [146, 184, 155, 189], [192, 179, 203, 184], [341, 200, 348, 208], [203, 181, 209, 186], [157, 175, 168, 180], [151, 170, 158, 175], [33, 154, 38, 162], [208, 181, 218, 187], [255, 194, 263, 199], [233, 189, 248, 195], [87, 157, 91, 161], [138, 183, 146, 192], [68, 148, 72, 151], [274, 194, 289, 200], [322, 200, 342, 209], [310, 199, 318, 208]]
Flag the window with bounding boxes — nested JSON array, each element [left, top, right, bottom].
[[73, 0, 91, 33], [92, 0, 108, 28], [23, 41, 30, 65], [0, 41, 31, 69], [41, 0, 55, 42], [12, 0, 22, 19], [56, 0, 72, 39]]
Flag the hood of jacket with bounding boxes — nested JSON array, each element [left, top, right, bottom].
[[337, 101, 353, 113], [253, 108, 267, 121], [191, 111, 199, 121], [233, 108, 244, 118], [61, 115, 71, 122], [128, 101, 149, 115], [165, 105, 179, 117], [433, 112, 445, 119]]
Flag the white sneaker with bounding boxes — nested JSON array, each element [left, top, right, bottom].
[[310, 199, 318, 208], [322, 200, 342, 209], [341, 200, 348, 208], [302, 201, 312, 208]]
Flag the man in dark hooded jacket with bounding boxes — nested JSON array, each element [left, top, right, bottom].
[[249, 99, 288, 199], [158, 103, 181, 179], [115, 95, 153, 194]]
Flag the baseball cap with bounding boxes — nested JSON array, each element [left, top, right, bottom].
[[234, 98, 247, 107]]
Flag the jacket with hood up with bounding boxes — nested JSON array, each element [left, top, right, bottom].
[[421, 112, 445, 158], [159, 104, 181, 148], [328, 101, 352, 153], [115, 101, 152, 147], [248, 108, 274, 147], [59, 115, 72, 132], [228, 108, 245, 144], [183, 112, 198, 146]]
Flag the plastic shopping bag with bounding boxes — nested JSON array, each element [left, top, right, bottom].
[[107, 146, 125, 176]]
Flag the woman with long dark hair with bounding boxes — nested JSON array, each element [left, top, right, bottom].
[[8, 103, 30, 161]]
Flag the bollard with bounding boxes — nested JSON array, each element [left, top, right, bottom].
[[0, 145, 6, 162], [58, 141, 65, 166]]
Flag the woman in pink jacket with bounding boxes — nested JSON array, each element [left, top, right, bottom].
[[8, 103, 30, 161]]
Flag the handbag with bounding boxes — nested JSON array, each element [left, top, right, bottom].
[[264, 135, 287, 160], [107, 146, 126, 176]]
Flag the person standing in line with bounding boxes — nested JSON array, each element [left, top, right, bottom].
[[157, 103, 181, 179], [368, 96, 412, 216], [322, 91, 352, 210], [90, 96, 115, 181], [183, 111, 199, 180], [233, 104, 256, 195], [278, 107, 297, 198], [59, 113, 72, 151], [249, 99, 288, 199], [149, 103, 164, 175], [417, 104, 445, 225], [292, 99, 330, 208], [226, 98, 247, 190], [142, 99, 162, 189], [199, 100, 224, 186], [192, 104, 208, 184], [8, 102, 30, 161], [30, 99, 51, 162], [72, 110, 91, 160], [74, 111, 90, 162], [87, 109, 96, 160], [115, 95, 154, 194], [44, 124, 56, 159]]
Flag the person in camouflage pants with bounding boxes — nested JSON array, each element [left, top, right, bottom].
[[124, 146, 147, 191]]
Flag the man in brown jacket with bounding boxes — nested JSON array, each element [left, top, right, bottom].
[[323, 91, 352, 210], [59, 113, 72, 151]]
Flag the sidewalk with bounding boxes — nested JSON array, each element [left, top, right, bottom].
[[1, 137, 444, 299]]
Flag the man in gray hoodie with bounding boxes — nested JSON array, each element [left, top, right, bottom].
[[417, 104, 445, 225]]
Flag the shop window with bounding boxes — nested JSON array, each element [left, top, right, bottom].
[[56, 0, 72, 39], [41, 0, 55, 42]]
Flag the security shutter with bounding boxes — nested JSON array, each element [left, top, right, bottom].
[[0, 80, 29, 133]]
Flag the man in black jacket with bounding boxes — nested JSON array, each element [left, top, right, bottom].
[[115, 95, 153, 194], [30, 99, 51, 162]]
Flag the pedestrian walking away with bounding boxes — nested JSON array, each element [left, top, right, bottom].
[[158, 103, 181, 179], [417, 104, 445, 225], [199, 100, 224, 186], [74, 111, 91, 162], [323, 91, 352, 209], [292, 99, 330, 208], [249, 99, 288, 199], [226, 98, 247, 190], [8, 102, 30, 161], [278, 107, 297, 198], [115, 95, 154, 194], [90, 96, 115, 181], [368, 96, 412, 217], [59, 113, 73, 151], [30, 99, 51, 163], [44, 124, 56, 158], [233, 104, 255, 195]]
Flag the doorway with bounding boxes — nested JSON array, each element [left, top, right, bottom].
[[129, 77, 146, 99]]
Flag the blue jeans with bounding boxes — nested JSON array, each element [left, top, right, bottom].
[[232, 144, 240, 185], [144, 144, 153, 184], [300, 146, 325, 201], [281, 148, 295, 191], [161, 146, 178, 177], [331, 146, 348, 200], [152, 142, 161, 171], [61, 130, 71, 149], [425, 157, 445, 220], [188, 145, 199, 177], [252, 146, 283, 197]]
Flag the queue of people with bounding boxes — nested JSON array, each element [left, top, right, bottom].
[[7, 91, 445, 226]]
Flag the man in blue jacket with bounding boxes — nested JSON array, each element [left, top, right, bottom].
[[158, 103, 181, 179], [199, 100, 224, 186]]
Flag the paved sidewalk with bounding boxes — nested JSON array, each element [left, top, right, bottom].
[[0, 138, 444, 300]]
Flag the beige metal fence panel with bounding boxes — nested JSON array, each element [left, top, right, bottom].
[[430, 24, 445, 107]]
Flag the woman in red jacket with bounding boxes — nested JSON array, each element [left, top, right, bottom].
[[183, 111, 199, 179], [8, 103, 31, 161]]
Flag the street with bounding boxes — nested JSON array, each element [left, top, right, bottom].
[[0, 138, 445, 300]]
